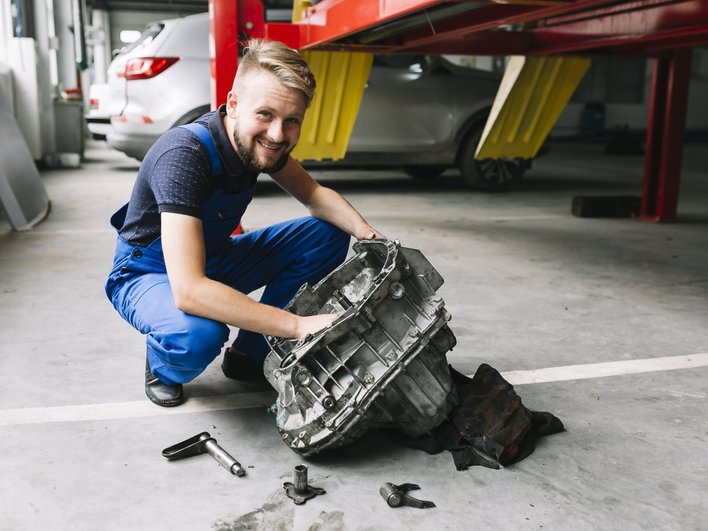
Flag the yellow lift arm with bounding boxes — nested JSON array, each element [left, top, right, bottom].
[[476, 55, 591, 160], [290, 1, 373, 162], [291, 50, 373, 162]]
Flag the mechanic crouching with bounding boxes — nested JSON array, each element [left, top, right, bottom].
[[105, 39, 383, 407]]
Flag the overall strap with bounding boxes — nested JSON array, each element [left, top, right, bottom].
[[179, 122, 223, 176]]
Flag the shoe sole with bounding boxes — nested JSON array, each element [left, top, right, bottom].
[[145, 387, 185, 407]]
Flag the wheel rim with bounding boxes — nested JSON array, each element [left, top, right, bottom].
[[477, 158, 524, 187]]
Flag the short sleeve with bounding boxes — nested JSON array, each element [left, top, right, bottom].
[[147, 129, 213, 218]]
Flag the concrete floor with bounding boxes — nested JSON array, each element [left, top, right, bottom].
[[1, 138, 707, 530]]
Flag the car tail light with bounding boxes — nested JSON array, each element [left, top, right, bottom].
[[111, 114, 153, 124], [124, 57, 179, 80], [89, 98, 99, 109]]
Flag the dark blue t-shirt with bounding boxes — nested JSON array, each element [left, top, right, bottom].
[[118, 106, 259, 246]]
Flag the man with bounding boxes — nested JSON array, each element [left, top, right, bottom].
[[105, 39, 382, 407]]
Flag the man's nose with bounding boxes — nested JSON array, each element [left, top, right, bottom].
[[267, 120, 286, 143]]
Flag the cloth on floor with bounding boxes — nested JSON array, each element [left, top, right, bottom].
[[388, 363, 564, 471]]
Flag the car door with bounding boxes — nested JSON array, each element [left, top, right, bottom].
[[348, 56, 458, 153]]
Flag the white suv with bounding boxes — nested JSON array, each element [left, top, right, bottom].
[[106, 12, 210, 160]]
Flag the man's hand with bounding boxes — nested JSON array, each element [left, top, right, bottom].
[[355, 225, 386, 241], [295, 313, 338, 338]]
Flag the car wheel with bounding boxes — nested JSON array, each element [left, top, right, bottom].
[[458, 127, 526, 191], [403, 165, 446, 179], [173, 105, 211, 127]]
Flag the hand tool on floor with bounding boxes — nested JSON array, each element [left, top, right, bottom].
[[162, 432, 246, 477], [379, 482, 435, 509], [283, 464, 325, 504]]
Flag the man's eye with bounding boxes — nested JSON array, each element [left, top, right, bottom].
[[258, 112, 271, 119]]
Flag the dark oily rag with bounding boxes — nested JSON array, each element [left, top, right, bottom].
[[391, 363, 564, 470]]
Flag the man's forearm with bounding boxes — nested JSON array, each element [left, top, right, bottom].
[[270, 158, 382, 240], [175, 276, 298, 336], [307, 186, 381, 240], [174, 276, 336, 340]]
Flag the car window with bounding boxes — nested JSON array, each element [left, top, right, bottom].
[[118, 23, 165, 56]]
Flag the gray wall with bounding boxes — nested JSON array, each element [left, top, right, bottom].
[[554, 48, 708, 136]]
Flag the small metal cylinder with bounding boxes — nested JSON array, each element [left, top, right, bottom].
[[380, 482, 402, 507], [294, 464, 308, 494], [205, 439, 245, 477]]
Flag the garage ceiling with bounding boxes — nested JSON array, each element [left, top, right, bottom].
[[84, 0, 293, 14]]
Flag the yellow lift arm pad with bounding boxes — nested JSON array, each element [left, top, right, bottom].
[[292, 50, 373, 162], [476, 55, 591, 160]]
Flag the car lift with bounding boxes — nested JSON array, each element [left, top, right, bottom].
[[209, 0, 708, 222]]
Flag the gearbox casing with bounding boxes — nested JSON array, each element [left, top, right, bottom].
[[265, 239, 458, 456]]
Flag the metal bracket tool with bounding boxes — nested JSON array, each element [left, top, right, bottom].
[[379, 482, 436, 509], [283, 465, 325, 504], [162, 432, 246, 477]]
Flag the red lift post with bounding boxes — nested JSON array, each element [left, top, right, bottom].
[[641, 49, 692, 222], [208, 0, 237, 109], [213, 0, 708, 222], [208, 0, 267, 108]]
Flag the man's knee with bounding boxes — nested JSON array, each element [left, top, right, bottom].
[[308, 218, 350, 256], [312, 218, 348, 241], [155, 315, 229, 381]]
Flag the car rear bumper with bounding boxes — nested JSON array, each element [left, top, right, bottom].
[[107, 130, 159, 160], [85, 116, 111, 139]]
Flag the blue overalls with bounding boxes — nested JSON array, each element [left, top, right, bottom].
[[105, 124, 349, 386]]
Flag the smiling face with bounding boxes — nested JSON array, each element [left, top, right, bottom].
[[225, 69, 306, 173]]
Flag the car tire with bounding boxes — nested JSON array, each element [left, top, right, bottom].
[[458, 127, 526, 191], [403, 165, 446, 179], [173, 105, 211, 127]]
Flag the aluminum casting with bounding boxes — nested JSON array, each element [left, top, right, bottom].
[[265, 239, 458, 455]]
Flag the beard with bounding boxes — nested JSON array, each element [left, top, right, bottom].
[[233, 130, 292, 174]]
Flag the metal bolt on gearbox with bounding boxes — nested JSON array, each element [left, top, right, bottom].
[[264, 239, 458, 456]]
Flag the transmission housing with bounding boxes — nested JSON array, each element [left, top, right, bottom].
[[265, 239, 458, 456]]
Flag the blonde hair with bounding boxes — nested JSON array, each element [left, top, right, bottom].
[[234, 39, 316, 107]]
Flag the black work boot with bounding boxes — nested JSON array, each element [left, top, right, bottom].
[[145, 358, 184, 407], [221, 347, 267, 383]]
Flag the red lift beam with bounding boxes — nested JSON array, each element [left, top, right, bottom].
[[215, 0, 708, 222]]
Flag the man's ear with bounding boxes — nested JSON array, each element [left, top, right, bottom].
[[226, 91, 238, 118]]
